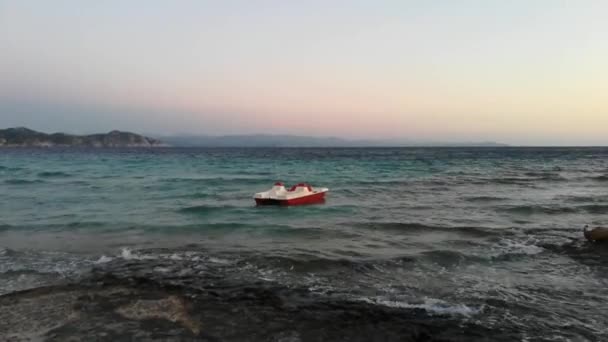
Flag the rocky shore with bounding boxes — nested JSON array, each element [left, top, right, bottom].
[[0, 271, 508, 342]]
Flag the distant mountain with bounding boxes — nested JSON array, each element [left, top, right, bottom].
[[0, 127, 167, 147], [158, 134, 507, 147], [159, 134, 374, 147], [0, 128, 507, 148]]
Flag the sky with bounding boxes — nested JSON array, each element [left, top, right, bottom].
[[0, 0, 607, 145]]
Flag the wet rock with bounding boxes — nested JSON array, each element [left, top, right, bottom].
[[116, 295, 200, 334], [0, 273, 523, 342]]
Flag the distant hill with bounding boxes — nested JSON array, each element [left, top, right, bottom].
[[159, 134, 507, 147], [159, 134, 376, 147], [0, 128, 507, 148], [0, 127, 167, 147]]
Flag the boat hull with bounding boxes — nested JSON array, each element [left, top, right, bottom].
[[255, 191, 326, 206]]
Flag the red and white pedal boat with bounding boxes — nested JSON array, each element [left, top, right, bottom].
[[254, 182, 329, 206]]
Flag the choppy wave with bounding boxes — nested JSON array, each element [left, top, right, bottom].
[[420, 237, 546, 265], [0, 249, 96, 281], [465, 196, 508, 202], [0, 165, 24, 171], [0, 222, 119, 233], [590, 174, 608, 181], [162, 176, 270, 186], [0, 247, 13, 256], [500, 205, 577, 215], [356, 222, 501, 238], [178, 204, 239, 214], [353, 179, 410, 186], [244, 254, 380, 273], [524, 172, 567, 181], [579, 204, 608, 214], [420, 250, 484, 267], [559, 194, 608, 203], [358, 297, 483, 317], [491, 177, 541, 185], [501, 204, 608, 215], [488, 238, 545, 258], [459, 173, 568, 186], [4, 179, 44, 185], [37, 171, 71, 178], [116, 247, 158, 261], [181, 192, 214, 199], [95, 255, 114, 264]]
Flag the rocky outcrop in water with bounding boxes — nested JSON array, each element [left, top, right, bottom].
[[0, 127, 167, 147], [0, 272, 506, 342]]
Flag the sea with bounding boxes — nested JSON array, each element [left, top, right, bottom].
[[1, 147, 607, 341]]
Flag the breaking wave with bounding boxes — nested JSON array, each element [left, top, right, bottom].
[[358, 297, 483, 317], [488, 238, 545, 258]]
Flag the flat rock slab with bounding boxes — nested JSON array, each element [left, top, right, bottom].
[[0, 275, 517, 342]]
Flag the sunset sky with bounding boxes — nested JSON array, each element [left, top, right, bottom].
[[1, 1, 607, 145]]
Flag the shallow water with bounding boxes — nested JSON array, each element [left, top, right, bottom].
[[1, 147, 608, 341]]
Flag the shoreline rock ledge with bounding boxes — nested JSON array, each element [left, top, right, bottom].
[[0, 127, 168, 147]]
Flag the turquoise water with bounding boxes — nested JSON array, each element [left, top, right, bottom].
[[1, 147, 608, 340]]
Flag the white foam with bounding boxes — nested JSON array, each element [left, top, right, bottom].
[[95, 255, 113, 264], [307, 284, 334, 295], [257, 268, 279, 282], [492, 238, 544, 257], [359, 297, 482, 317], [120, 247, 134, 259], [118, 247, 156, 260], [169, 253, 183, 260], [208, 257, 231, 264]]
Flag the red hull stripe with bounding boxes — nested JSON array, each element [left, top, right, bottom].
[[255, 192, 326, 206]]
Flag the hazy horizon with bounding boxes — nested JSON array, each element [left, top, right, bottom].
[[1, 1, 607, 146]]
